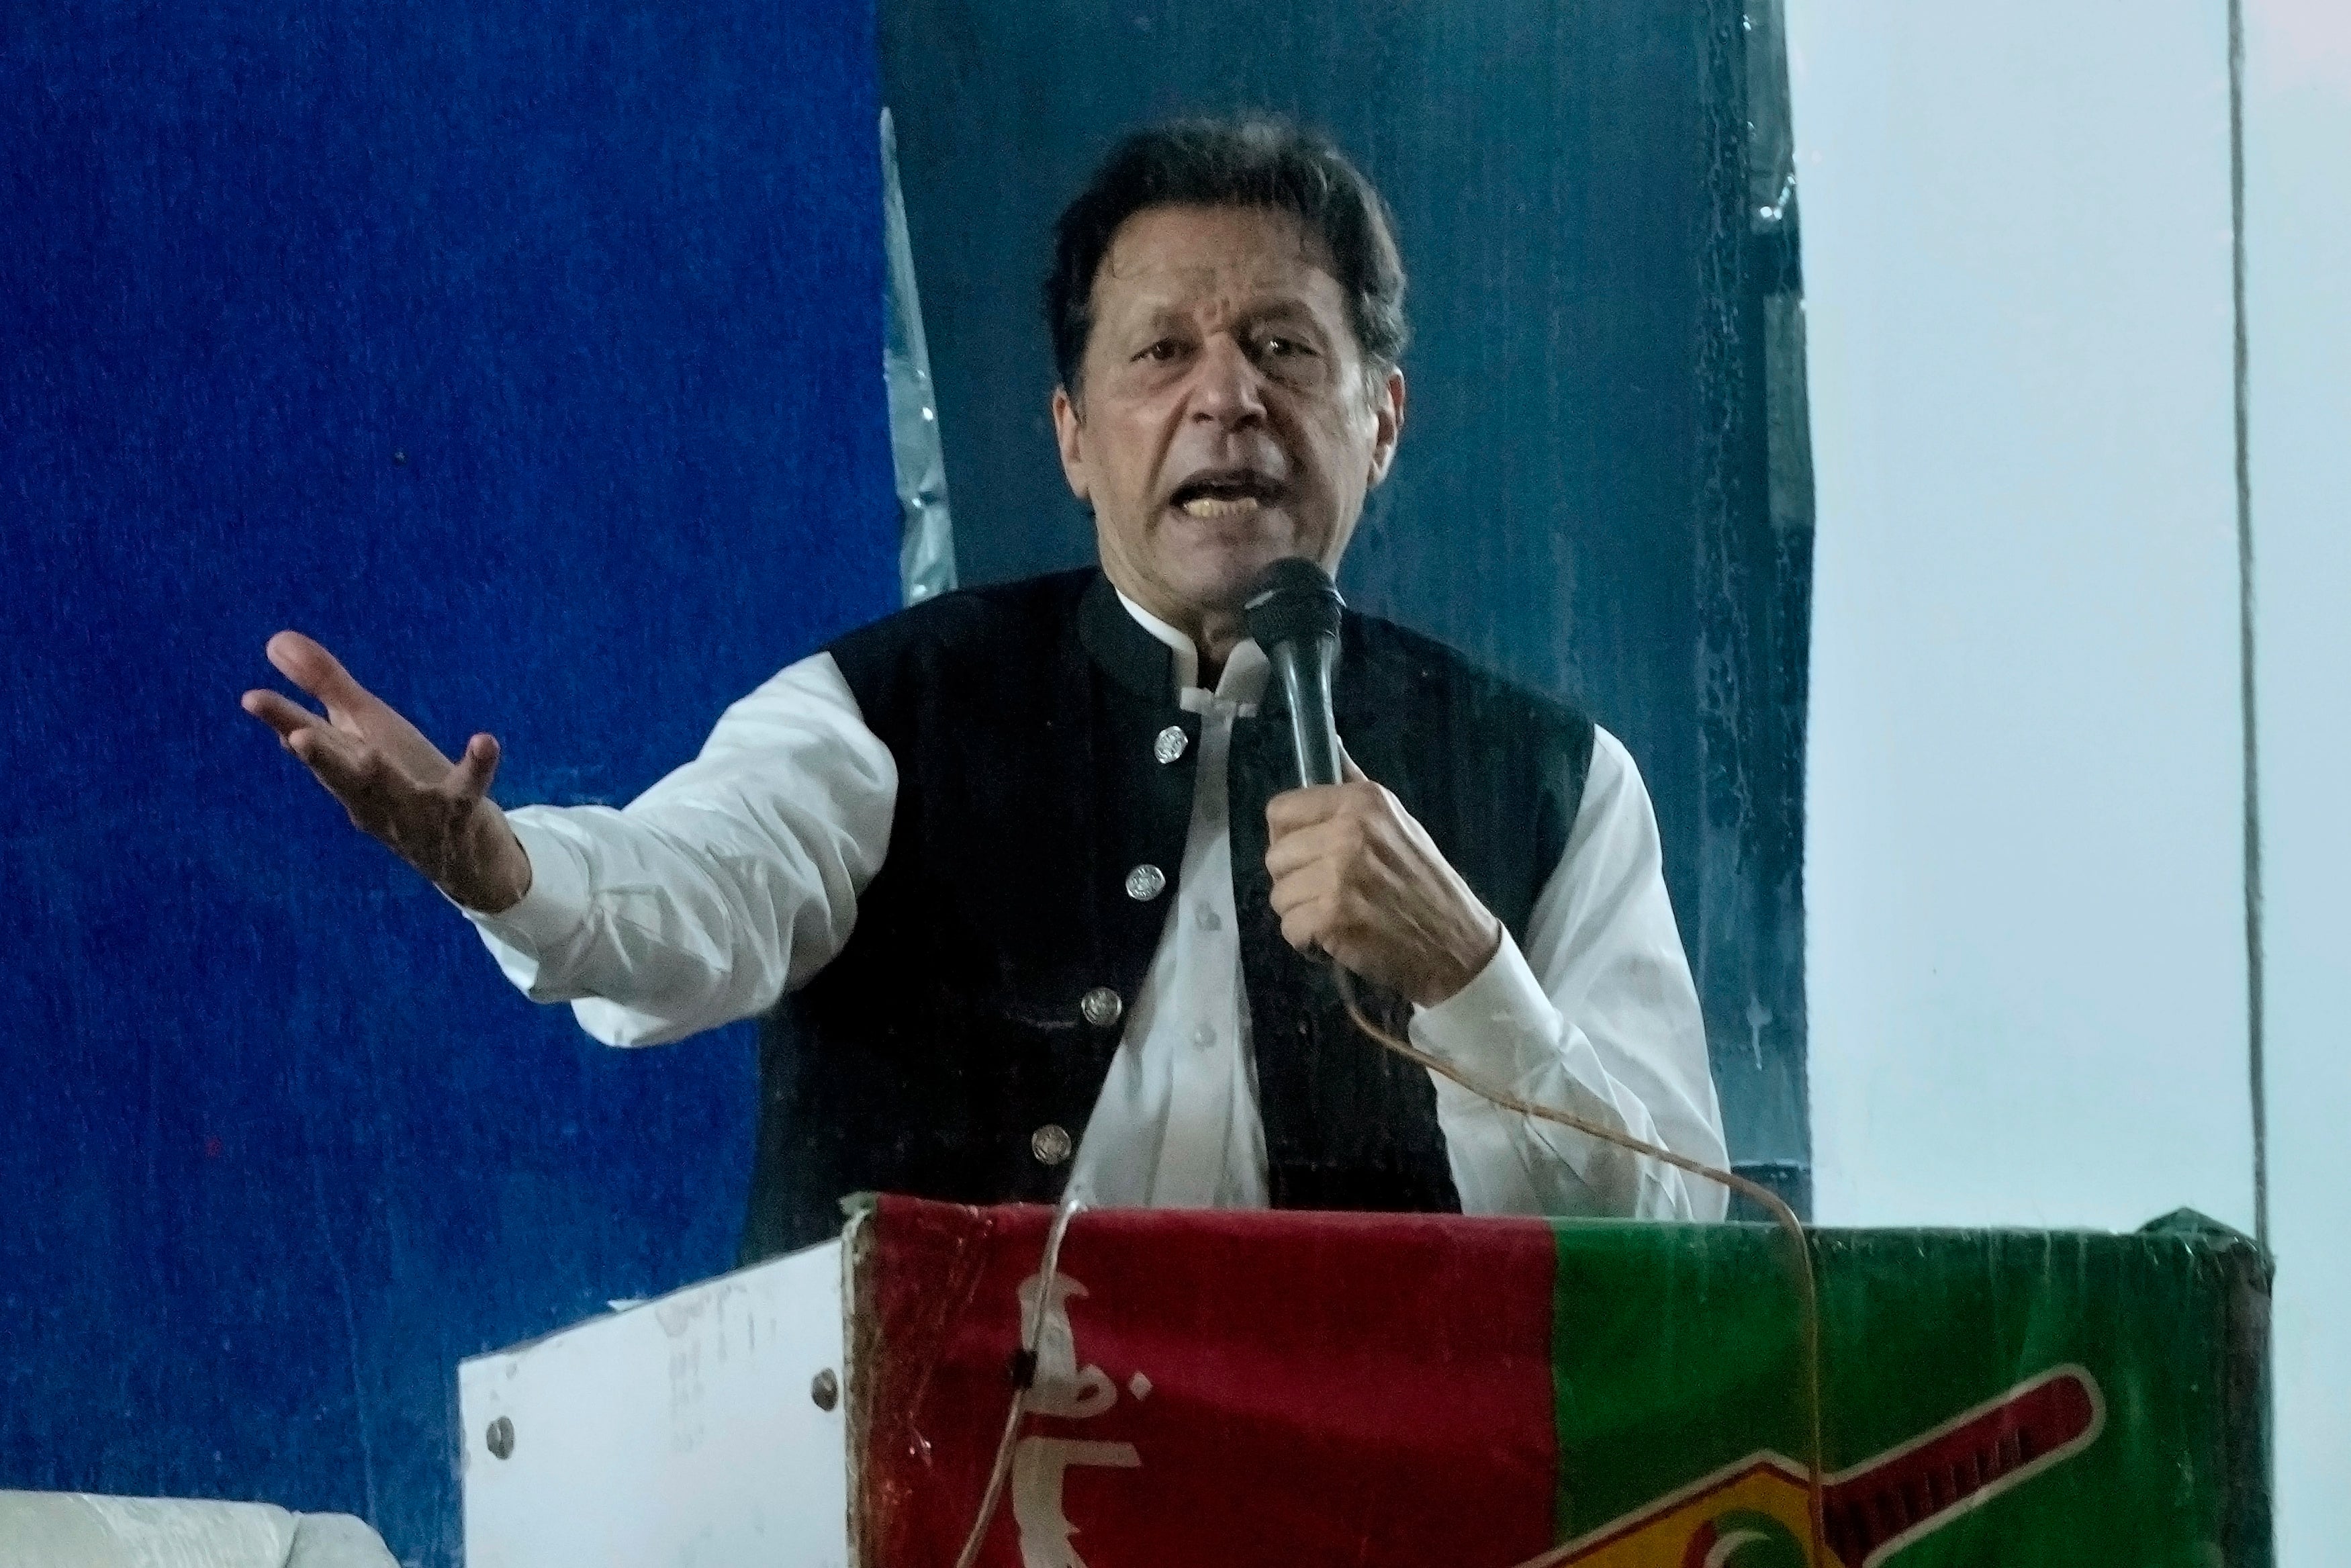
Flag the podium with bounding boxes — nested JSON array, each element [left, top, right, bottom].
[[460, 1199, 2269, 1567]]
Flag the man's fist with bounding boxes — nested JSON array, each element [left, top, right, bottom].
[[241, 631, 533, 913], [1263, 754, 1502, 1008]]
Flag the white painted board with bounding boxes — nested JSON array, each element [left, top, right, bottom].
[[459, 1239, 849, 1568], [1790, 0, 2255, 1234], [2244, 3, 2351, 1559]]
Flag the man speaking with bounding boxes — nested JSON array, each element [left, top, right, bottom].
[[242, 118, 1728, 1257]]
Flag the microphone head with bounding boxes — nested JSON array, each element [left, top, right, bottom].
[[1243, 557, 1345, 651]]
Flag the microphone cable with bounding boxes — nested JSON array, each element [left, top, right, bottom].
[[1240, 557, 1823, 1560], [950, 1191, 1086, 1568], [938, 986, 1826, 1568], [937, 993, 1827, 1568], [1330, 965, 1829, 1568]]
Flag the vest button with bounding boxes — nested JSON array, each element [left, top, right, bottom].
[[1124, 863, 1167, 902], [1153, 724, 1189, 764], [1080, 986, 1123, 1027], [1030, 1123, 1074, 1166]]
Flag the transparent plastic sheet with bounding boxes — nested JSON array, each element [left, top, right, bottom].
[[0, 1493, 398, 1567], [880, 107, 958, 606], [1691, 0, 1817, 1220], [1743, 0, 1814, 544]]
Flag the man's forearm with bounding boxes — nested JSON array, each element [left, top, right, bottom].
[[1411, 933, 1726, 1219], [1414, 725, 1729, 1220], [459, 652, 896, 1046]]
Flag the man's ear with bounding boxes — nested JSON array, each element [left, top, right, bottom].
[[1365, 367, 1406, 489], [1051, 384, 1091, 505]]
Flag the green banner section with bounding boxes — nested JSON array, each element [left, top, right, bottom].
[[1547, 1211, 2270, 1567]]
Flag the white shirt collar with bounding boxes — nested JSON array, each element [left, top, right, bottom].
[[1114, 588, 1270, 708]]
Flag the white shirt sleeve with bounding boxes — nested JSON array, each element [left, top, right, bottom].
[[460, 651, 896, 1047], [1412, 727, 1731, 1220]]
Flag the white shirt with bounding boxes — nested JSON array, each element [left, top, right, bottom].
[[465, 594, 1729, 1221]]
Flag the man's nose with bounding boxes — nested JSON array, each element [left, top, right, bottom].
[[1185, 334, 1267, 428]]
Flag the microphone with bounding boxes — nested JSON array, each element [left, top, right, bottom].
[[1244, 558, 1346, 790]]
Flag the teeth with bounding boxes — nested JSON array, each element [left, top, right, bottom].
[[1179, 494, 1262, 519]]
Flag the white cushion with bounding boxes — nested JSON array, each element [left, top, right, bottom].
[[0, 1492, 392, 1568]]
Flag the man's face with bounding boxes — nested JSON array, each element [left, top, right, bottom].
[[1052, 204, 1405, 633]]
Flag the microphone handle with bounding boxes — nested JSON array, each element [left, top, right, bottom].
[[1269, 635, 1344, 789]]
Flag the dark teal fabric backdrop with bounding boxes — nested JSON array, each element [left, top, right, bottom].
[[0, 3, 895, 1562]]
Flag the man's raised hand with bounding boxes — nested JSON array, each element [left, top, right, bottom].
[[241, 631, 533, 913]]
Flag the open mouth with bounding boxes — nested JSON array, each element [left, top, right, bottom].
[[1168, 469, 1283, 520]]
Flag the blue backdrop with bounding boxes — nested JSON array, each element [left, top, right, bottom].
[[0, 3, 896, 1563]]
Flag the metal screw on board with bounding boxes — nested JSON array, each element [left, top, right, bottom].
[[810, 1369, 840, 1412], [485, 1416, 514, 1459]]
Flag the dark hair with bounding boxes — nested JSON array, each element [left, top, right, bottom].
[[1046, 117, 1409, 396]]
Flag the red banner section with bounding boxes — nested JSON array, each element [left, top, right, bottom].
[[861, 1198, 1560, 1568]]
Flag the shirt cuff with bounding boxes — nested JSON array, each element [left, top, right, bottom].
[[1409, 933, 1560, 1091], [459, 809, 594, 956]]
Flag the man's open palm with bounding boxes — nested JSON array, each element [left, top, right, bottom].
[[241, 632, 531, 912]]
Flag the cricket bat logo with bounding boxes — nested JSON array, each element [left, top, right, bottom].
[[1553, 1365, 2105, 1567]]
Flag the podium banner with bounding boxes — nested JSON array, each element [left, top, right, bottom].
[[852, 1199, 2268, 1568]]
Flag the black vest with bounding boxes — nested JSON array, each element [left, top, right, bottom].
[[741, 570, 1594, 1260]]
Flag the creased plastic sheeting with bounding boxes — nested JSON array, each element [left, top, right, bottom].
[[0, 1492, 396, 1568], [882, 107, 960, 606], [851, 1198, 2269, 1567]]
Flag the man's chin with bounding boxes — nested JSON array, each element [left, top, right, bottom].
[[1166, 557, 1291, 620], [1158, 531, 1323, 613]]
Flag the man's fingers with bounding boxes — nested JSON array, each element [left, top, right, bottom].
[[1262, 748, 1372, 833], [445, 733, 502, 802], [1265, 782, 1349, 835], [1279, 894, 1365, 966], [1265, 815, 1361, 880], [258, 631, 467, 782], [283, 721, 379, 796], [1267, 776, 1399, 837], [242, 688, 324, 742], [265, 630, 377, 716], [1279, 895, 1330, 956], [252, 687, 434, 826], [1266, 854, 1342, 918], [1266, 786, 1391, 878]]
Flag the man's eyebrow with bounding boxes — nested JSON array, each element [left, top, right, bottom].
[[1129, 305, 1195, 334], [1240, 301, 1324, 330]]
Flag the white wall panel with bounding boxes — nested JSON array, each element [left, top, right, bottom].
[[2244, 1, 2351, 1557], [1790, 2, 2255, 1233]]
